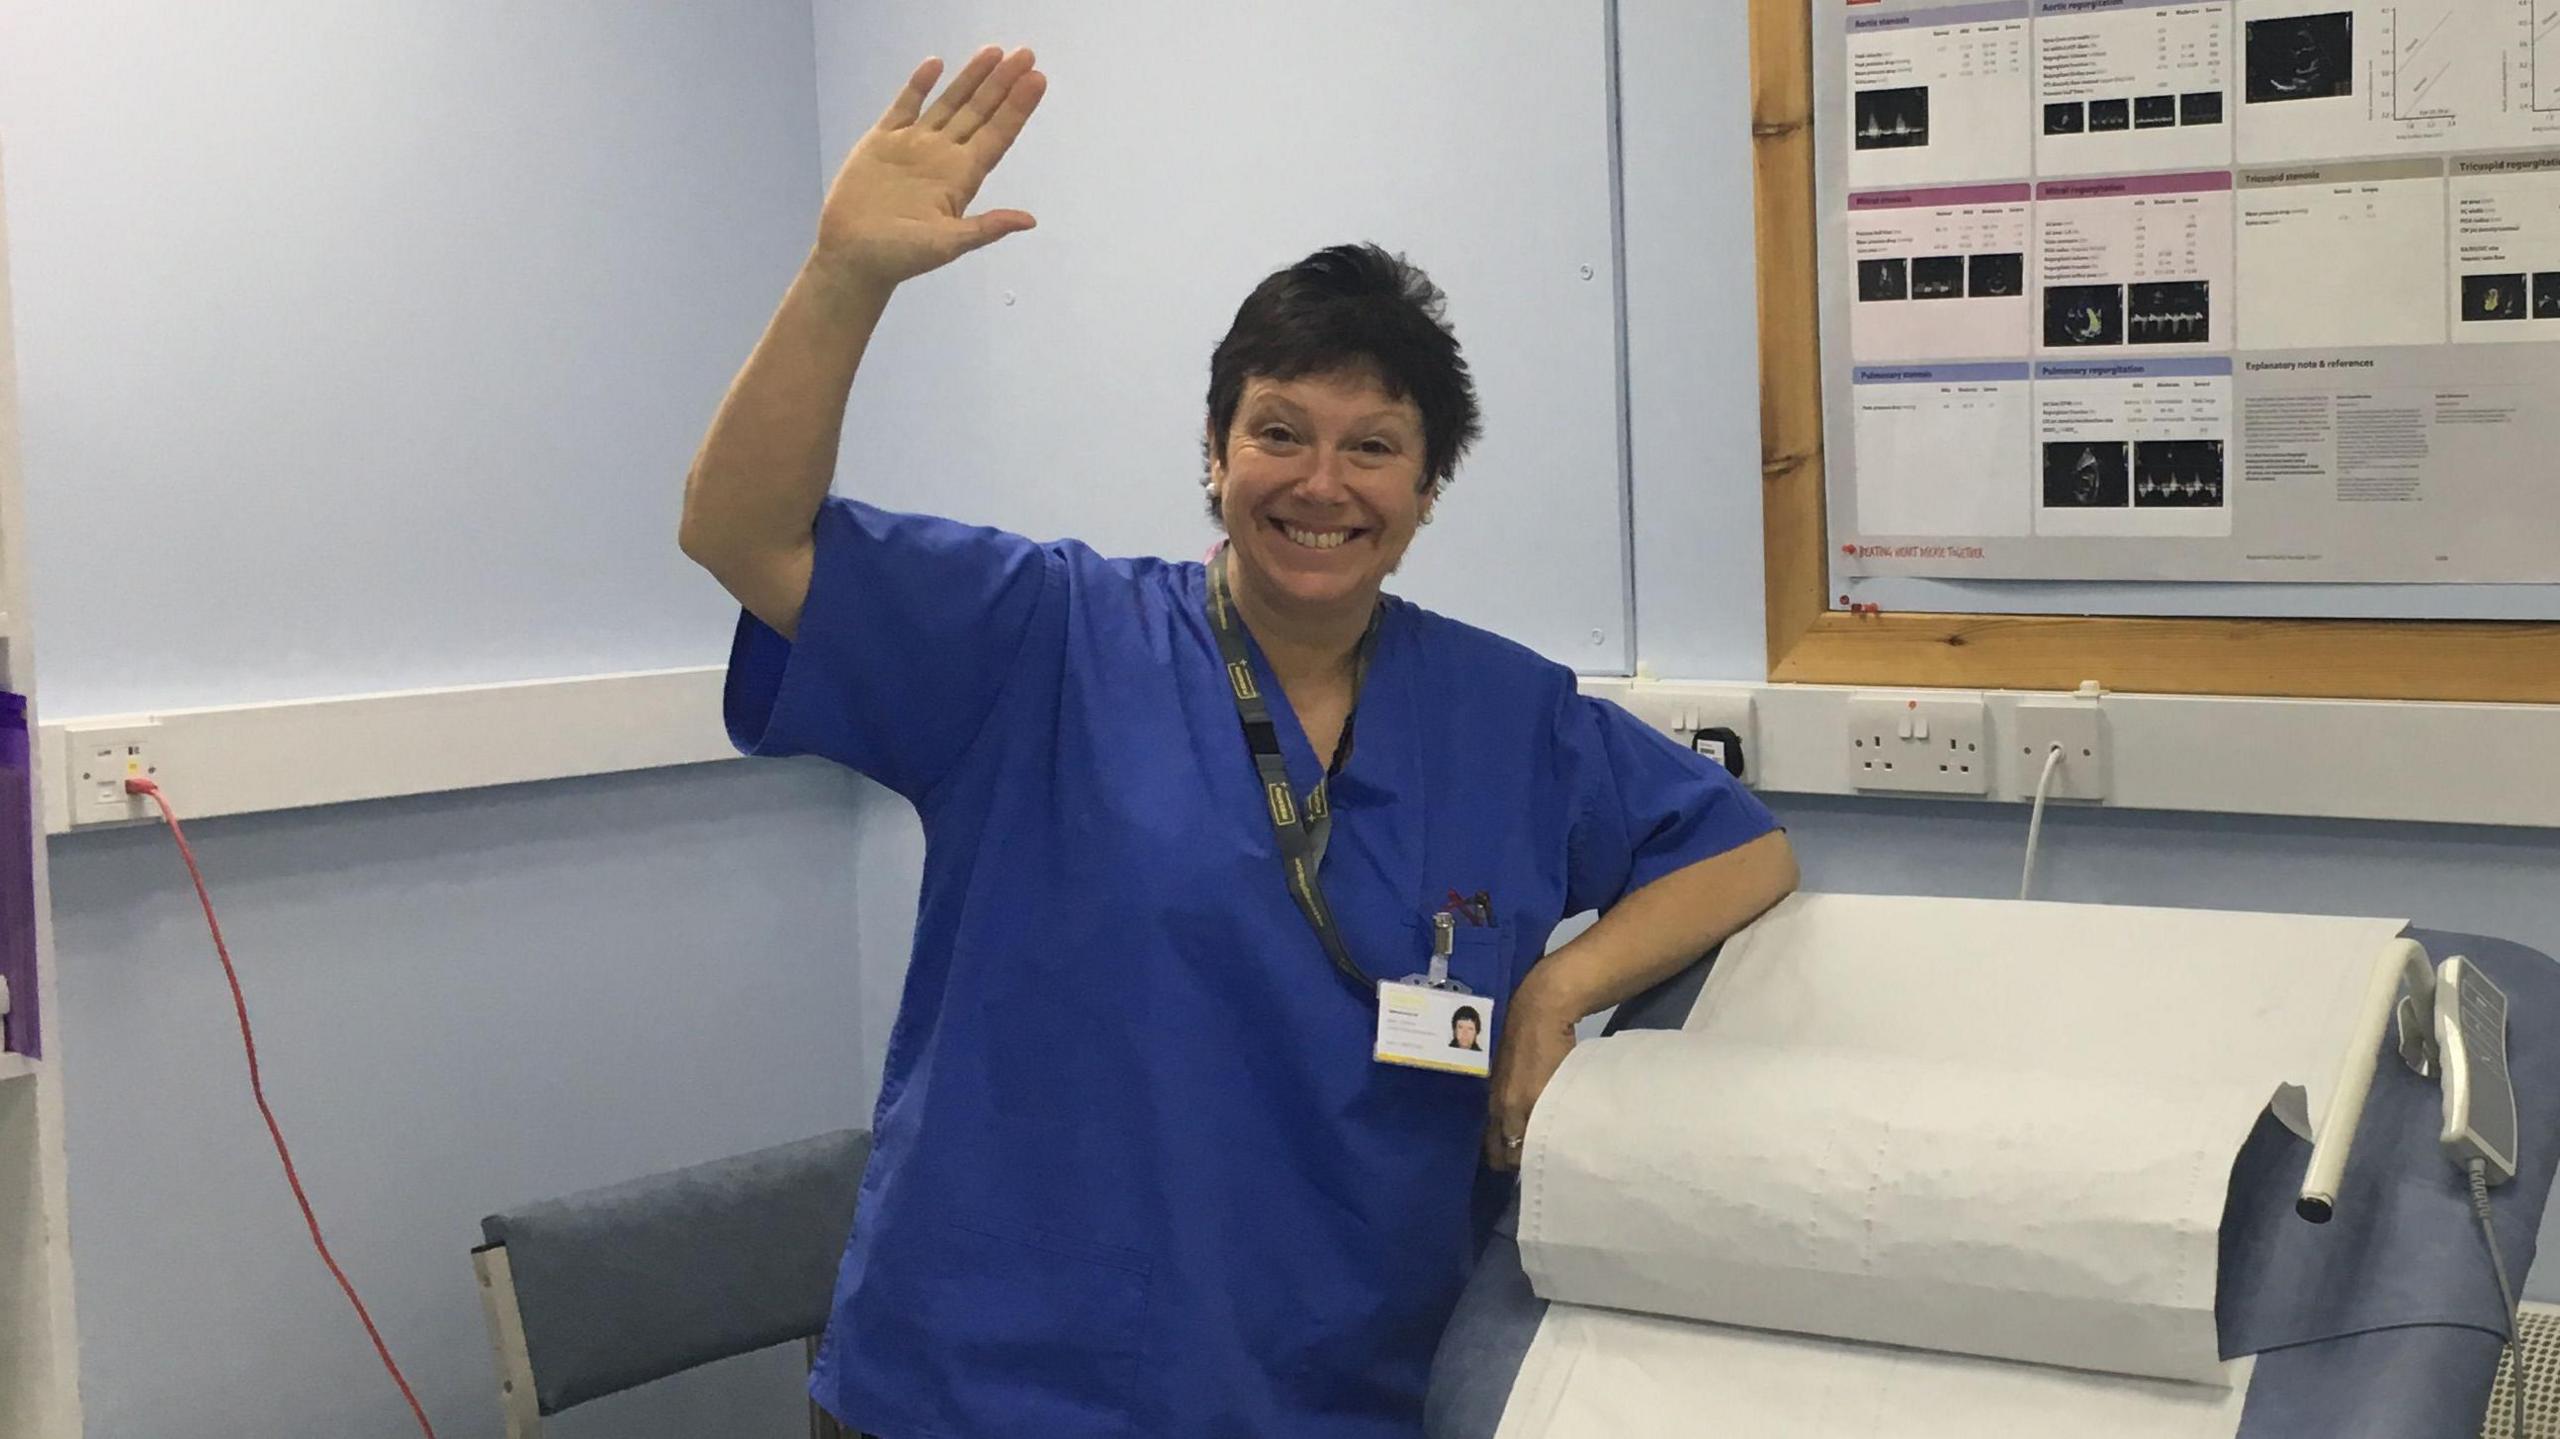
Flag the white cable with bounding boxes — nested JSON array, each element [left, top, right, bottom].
[[2019, 743, 2065, 901], [2473, 1158, 2528, 1439]]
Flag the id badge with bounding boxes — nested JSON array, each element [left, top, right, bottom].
[[1375, 981, 1494, 1077]]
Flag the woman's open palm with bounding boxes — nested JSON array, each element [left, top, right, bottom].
[[816, 46, 1047, 287]]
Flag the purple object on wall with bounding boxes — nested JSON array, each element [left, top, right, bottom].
[[0, 692, 38, 1057]]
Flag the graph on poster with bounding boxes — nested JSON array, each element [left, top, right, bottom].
[[1822, 0, 2560, 582]]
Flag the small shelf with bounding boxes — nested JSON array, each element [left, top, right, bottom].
[[0, 1052, 36, 1084]]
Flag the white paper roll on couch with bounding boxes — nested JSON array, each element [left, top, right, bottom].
[[1516, 1035, 2281, 1384], [1495, 895, 2411, 1438]]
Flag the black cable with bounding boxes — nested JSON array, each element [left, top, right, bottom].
[[2472, 1159, 2527, 1439]]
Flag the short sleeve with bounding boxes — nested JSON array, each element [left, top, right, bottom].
[[723, 497, 1061, 799], [1561, 692, 1781, 917]]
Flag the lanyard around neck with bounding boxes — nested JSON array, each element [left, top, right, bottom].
[[1206, 548, 1382, 996]]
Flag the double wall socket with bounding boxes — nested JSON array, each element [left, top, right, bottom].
[[66, 722, 161, 827], [1846, 693, 1989, 794]]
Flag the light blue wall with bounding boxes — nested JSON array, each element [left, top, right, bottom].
[[0, 0, 811, 715], [805, 0, 1639, 670], [49, 762, 868, 1439], [1618, 0, 1769, 682], [3, 3, 866, 1436]]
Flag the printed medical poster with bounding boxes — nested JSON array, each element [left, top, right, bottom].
[[1821, 0, 2560, 581]]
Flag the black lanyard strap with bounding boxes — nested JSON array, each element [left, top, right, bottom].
[[1206, 549, 1380, 996]]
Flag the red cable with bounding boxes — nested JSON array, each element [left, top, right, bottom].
[[126, 777, 438, 1439]]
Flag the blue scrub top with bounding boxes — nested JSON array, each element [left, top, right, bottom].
[[726, 498, 1777, 1439]]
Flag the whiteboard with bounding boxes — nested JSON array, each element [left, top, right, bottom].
[[810, 0, 1635, 671]]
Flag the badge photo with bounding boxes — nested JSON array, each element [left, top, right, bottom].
[[1375, 981, 1494, 1077]]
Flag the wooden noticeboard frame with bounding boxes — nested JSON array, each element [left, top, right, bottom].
[[1750, 0, 2560, 703]]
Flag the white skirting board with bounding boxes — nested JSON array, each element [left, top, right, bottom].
[[32, 666, 2560, 833]]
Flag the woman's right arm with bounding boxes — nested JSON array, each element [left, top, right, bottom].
[[679, 46, 1047, 639]]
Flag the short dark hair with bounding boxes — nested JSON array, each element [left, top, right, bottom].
[[1204, 244, 1482, 508], [1453, 1006, 1482, 1029]]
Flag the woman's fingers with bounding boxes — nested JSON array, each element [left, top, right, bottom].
[[1484, 1009, 1576, 1172], [1484, 1060, 1525, 1170], [964, 69, 1047, 170], [948, 48, 1038, 144], [813, 44, 1042, 286], [875, 56, 943, 131], [1485, 1106, 1524, 1171], [921, 45, 1007, 130], [951, 209, 1038, 260]]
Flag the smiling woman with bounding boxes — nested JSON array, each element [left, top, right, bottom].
[[678, 43, 1798, 1439], [1204, 245, 1482, 762]]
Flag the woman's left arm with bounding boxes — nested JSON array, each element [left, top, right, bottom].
[[1484, 829, 1798, 1170]]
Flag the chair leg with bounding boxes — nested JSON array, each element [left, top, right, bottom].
[[472, 1245, 545, 1439], [804, 1336, 851, 1439]]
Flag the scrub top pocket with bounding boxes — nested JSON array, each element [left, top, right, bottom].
[[1409, 916, 1516, 1010]]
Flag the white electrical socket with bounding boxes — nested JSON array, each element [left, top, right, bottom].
[[1845, 692, 1990, 795], [2013, 701, 2110, 801], [1615, 683, 1757, 779], [66, 722, 162, 827]]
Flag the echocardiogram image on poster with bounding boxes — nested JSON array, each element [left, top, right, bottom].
[[2463, 273, 2526, 322], [2246, 13, 2352, 104], [2128, 281, 2210, 345], [1855, 86, 1930, 149], [2043, 441, 2130, 509], [2044, 284, 2124, 347], [1911, 255, 1965, 299], [2132, 439, 2225, 509], [1968, 252, 2024, 298]]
